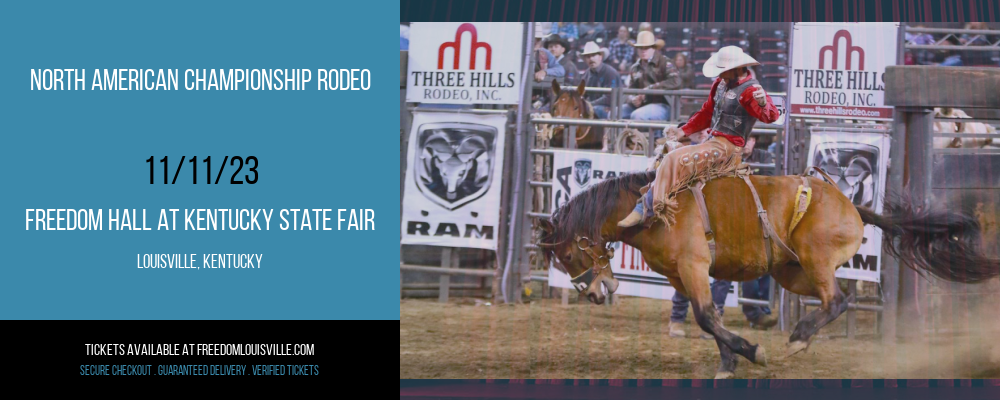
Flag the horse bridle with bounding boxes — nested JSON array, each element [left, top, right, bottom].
[[568, 235, 615, 293]]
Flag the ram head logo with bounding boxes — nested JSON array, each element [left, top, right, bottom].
[[415, 124, 497, 210]]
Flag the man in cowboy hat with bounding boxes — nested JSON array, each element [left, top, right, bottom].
[[618, 45, 780, 228], [579, 42, 620, 119], [620, 30, 681, 136], [544, 33, 577, 85]]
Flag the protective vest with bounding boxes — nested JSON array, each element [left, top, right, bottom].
[[710, 78, 759, 142]]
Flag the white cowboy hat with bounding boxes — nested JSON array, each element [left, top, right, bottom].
[[580, 41, 609, 58], [631, 31, 664, 49], [702, 45, 759, 78]]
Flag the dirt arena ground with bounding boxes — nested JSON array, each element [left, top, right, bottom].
[[400, 294, 1000, 379]]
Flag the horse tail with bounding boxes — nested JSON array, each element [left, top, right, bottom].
[[855, 197, 1000, 284]]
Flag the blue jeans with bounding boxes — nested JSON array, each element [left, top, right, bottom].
[[741, 275, 773, 322], [631, 188, 655, 217], [671, 280, 730, 323], [620, 102, 670, 139], [593, 105, 609, 119]]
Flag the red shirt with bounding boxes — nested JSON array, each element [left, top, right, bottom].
[[680, 73, 780, 147]]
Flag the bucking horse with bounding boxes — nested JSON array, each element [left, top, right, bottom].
[[538, 168, 999, 379]]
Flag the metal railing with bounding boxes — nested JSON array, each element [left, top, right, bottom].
[[532, 81, 786, 130], [904, 26, 1000, 51]]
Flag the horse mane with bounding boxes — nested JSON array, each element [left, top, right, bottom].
[[541, 170, 655, 255]]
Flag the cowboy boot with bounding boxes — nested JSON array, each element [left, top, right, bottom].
[[750, 314, 778, 330], [668, 321, 686, 338], [617, 210, 643, 228]]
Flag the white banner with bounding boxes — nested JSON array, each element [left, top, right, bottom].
[[546, 150, 737, 306], [400, 111, 507, 250], [806, 129, 890, 282], [790, 23, 898, 120], [406, 22, 524, 105]]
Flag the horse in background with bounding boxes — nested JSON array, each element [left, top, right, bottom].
[[549, 80, 605, 150]]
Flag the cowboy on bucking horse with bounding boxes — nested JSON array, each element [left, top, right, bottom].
[[618, 46, 781, 228]]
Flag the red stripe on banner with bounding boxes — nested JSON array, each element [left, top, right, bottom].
[[811, 0, 817, 22], [757, 0, 762, 22], [662, 379, 683, 387], [617, 0, 623, 23], [843, 0, 848, 22], [967, 0, 976, 21], [632, 0, 639, 22], [826, 0, 833, 21], [646, 0, 652, 22], [852, 380, 874, 388], [924, 0, 934, 22], [445, 0, 451, 21], [988, 379, 1000, 386]]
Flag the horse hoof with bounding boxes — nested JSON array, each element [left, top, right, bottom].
[[785, 340, 809, 358], [754, 345, 767, 366], [714, 372, 734, 379]]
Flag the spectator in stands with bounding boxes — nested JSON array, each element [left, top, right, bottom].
[[904, 24, 935, 65], [545, 34, 577, 84], [939, 35, 964, 66], [961, 22, 991, 45], [550, 22, 579, 43], [621, 31, 682, 138], [608, 26, 635, 74], [674, 52, 695, 89], [533, 31, 565, 82], [531, 29, 565, 112], [579, 42, 620, 120], [960, 22, 994, 65], [637, 22, 667, 57], [579, 22, 606, 43]]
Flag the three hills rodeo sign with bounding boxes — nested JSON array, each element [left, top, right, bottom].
[[406, 22, 524, 105], [790, 23, 898, 120]]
